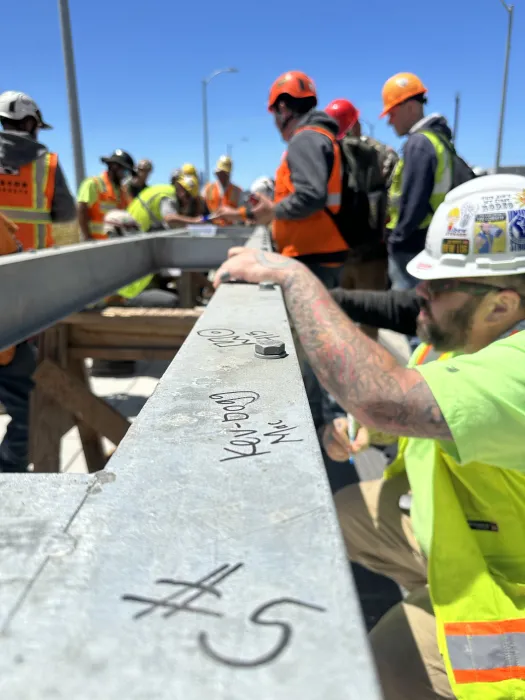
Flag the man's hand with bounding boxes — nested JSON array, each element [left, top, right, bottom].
[[213, 247, 301, 288], [321, 418, 370, 462], [209, 206, 241, 223], [251, 193, 275, 225]]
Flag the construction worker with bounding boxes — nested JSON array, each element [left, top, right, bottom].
[[214, 173, 525, 700], [125, 158, 153, 199], [207, 176, 275, 225], [381, 72, 472, 291], [325, 98, 396, 339], [128, 173, 207, 232], [0, 91, 76, 250], [203, 156, 242, 226], [77, 149, 136, 241]]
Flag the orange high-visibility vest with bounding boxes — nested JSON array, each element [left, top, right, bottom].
[[272, 125, 348, 260], [0, 152, 57, 250], [87, 171, 131, 240], [204, 181, 242, 226]]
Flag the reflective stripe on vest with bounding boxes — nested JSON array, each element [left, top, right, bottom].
[[87, 172, 130, 239], [445, 619, 525, 685], [387, 130, 452, 231], [0, 153, 56, 249]]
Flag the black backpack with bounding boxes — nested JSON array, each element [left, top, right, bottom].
[[325, 136, 388, 249]]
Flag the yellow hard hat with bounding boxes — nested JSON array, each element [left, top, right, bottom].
[[215, 155, 232, 174], [176, 174, 199, 198], [181, 163, 198, 177]]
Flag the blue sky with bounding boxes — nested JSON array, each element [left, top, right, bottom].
[[4, 0, 523, 192]]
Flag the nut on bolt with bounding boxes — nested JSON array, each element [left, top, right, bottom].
[[254, 338, 286, 359], [259, 280, 276, 291]]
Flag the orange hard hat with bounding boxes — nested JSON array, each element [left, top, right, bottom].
[[268, 71, 317, 111], [324, 99, 360, 139], [380, 73, 428, 118]]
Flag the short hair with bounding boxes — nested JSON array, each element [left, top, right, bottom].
[[481, 274, 525, 308], [277, 94, 317, 115]]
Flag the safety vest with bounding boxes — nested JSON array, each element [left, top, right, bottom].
[[204, 181, 242, 226], [87, 172, 131, 240], [0, 213, 21, 365], [386, 130, 452, 232], [128, 184, 176, 232], [272, 125, 348, 260], [0, 152, 57, 250], [386, 337, 525, 699]]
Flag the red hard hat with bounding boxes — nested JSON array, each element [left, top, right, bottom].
[[324, 99, 360, 139]]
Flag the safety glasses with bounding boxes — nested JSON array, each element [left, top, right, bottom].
[[423, 279, 515, 301]]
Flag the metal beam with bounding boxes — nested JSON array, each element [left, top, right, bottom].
[[0, 256, 382, 699], [0, 229, 252, 349]]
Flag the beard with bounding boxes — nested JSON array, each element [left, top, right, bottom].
[[416, 297, 482, 352]]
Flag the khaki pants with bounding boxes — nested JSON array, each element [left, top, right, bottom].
[[340, 257, 388, 340], [334, 475, 455, 699]]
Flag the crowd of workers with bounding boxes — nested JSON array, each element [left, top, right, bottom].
[[1, 67, 524, 700]]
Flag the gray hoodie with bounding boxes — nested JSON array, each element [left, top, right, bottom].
[[0, 131, 76, 223], [274, 109, 339, 222], [388, 114, 453, 255]]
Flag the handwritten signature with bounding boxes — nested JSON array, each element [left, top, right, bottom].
[[209, 391, 303, 462], [198, 329, 281, 348]]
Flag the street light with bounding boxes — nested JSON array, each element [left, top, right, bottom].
[[495, 0, 514, 172], [202, 68, 238, 183], [57, 0, 86, 190]]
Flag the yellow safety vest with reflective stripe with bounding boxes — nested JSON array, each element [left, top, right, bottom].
[[127, 184, 175, 232], [386, 130, 452, 232], [386, 339, 525, 699]]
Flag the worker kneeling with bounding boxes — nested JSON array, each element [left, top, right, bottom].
[[213, 174, 525, 700], [333, 176, 525, 700]]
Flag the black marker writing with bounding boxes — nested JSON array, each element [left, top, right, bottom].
[[198, 598, 327, 669]]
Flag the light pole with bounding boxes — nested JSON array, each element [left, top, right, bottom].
[[57, 0, 86, 189], [495, 0, 514, 172], [202, 68, 238, 184], [453, 92, 461, 144]]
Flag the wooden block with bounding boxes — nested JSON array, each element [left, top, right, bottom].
[[68, 328, 187, 349], [30, 327, 74, 473], [33, 359, 130, 446], [67, 358, 107, 473]]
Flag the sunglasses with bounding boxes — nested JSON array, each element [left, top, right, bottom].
[[423, 279, 517, 301]]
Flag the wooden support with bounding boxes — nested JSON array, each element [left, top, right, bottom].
[[29, 307, 201, 473], [33, 359, 130, 446]]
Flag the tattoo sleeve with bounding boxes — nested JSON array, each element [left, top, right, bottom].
[[280, 266, 452, 440]]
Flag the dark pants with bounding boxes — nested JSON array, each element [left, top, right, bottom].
[[0, 343, 37, 472], [301, 263, 343, 431]]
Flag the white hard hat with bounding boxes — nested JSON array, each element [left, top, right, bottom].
[[250, 176, 274, 198], [407, 174, 525, 280], [103, 210, 142, 237], [0, 91, 52, 129]]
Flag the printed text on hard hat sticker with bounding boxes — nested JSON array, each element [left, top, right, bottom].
[[442, 239, 470, 255]]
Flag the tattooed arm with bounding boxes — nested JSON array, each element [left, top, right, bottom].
[[214, 248, 452, 440]]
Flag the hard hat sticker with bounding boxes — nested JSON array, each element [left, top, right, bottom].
[[515, 189, 525, 208], [480, 192, 515, 213], [474, 213, 506, 254], [446, 207, 468, 236], [508, 210, 525, 252], [442, 238, 469, 255]]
